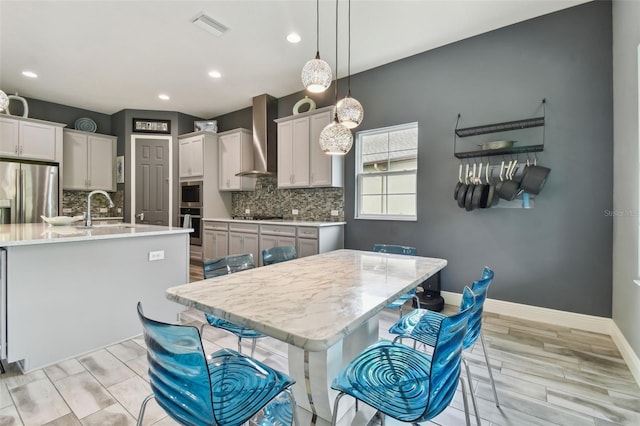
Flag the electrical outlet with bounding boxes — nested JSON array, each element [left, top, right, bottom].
[[62, 208, 72, 213], [331, 210, 339, 217], [292, 209, 299, 216], [99, 207, 108, 213], [148, 250, 165, 261], [117, 208, 122, 213], [245, 208, 250, 214]]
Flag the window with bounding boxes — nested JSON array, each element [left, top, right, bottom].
[[355, 122, 418, 220]]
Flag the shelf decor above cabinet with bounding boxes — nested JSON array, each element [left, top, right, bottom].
[[454, 99, 546, 159]]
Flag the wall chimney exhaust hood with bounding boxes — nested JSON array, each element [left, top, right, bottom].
[[236, 94, 278, 177]]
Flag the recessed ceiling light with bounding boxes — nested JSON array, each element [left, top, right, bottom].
[[22, 70, 38, 78], [158, 94, 170, 101], [208, 70, 222, 78], [286, 33, 301, 43]]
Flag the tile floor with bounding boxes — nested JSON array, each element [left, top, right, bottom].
[[1, 266, 639, 426]]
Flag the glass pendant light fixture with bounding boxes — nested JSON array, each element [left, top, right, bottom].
[[336, 0, 363, 129], [301, 0, 332, 93], [319, 0, 353, 156]]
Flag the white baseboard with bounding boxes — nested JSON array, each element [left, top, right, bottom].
[[440, 290, 640, 387]]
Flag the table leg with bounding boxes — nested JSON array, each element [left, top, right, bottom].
[[287, 313, 380, 425]]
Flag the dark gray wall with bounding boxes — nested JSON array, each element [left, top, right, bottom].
[[20, 97, 113, 135], [342, 1, 612, 316], [214, 107, 252, 132]]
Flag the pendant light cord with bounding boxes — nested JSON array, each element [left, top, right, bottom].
[[316, 0, 320, 53], [347, 0, 351, 95], [334, 0, 339, 106]]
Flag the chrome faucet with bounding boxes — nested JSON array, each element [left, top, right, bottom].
[[85, 190, 114, 227]]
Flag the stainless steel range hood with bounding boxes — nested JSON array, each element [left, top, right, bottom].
[[236, 94, 278, 177]]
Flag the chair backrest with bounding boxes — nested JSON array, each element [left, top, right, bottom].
[[203, 253, 255, 279], [463, 268, 494, 349], [262, 246, 297, 266], [137, 302, 214, 425], [424, 286, 475, 419], [372, 244, 417, 256]]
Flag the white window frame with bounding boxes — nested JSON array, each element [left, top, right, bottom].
[[355, 122, 418, 221]]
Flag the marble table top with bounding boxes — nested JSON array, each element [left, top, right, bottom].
[[0, 223, 192, 247], [166, 249, 447, 351]]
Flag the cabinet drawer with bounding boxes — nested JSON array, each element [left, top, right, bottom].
[[297, 227, 318, 239], [260, 224, 296, 237], [203, 221, 229, 231], [229, 222, 259, 233]]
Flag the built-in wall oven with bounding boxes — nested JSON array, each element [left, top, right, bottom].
[[180, 181, 203, 246]]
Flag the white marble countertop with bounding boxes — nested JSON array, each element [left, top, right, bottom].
[[202, 218, 346, 226], [166, 249, 446, 351], [0, 223, 192, 247]]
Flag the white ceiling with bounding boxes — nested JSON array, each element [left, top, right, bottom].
[[0, 0, 590, 119]]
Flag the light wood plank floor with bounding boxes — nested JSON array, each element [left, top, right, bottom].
[[1, 266, 638, 425]]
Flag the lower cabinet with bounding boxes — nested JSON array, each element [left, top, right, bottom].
[[228, 223, 260, 263], [259, 224, 297, 265], [201, 220, 344, 265]]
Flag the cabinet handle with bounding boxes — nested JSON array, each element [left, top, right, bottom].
[[14, 146, 18, 154]]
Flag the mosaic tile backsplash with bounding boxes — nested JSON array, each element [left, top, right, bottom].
[[62, 190, 124, 217], [231, 177, 344, 221]]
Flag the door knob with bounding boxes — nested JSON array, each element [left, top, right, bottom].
[[136, 212, 145, 221]]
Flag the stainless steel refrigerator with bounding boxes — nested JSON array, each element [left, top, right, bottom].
[[0, 160, 59, 224]]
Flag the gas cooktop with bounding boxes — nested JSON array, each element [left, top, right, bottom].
[[232, 215, 284, 221]]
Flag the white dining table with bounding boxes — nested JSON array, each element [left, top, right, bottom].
[[166, 249, 447, 425]]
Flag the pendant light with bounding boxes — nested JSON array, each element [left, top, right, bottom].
[[301, 0, 332, 93], [319, 0, 353, 156], [336, 0, 363, 129]]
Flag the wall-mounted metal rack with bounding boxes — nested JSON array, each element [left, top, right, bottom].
[[454, 99, 546, 159]]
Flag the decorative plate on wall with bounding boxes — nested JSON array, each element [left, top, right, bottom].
[[74, 117, 97, 132]]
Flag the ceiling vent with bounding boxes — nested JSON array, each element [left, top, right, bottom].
[[192, 13, 228, 37]]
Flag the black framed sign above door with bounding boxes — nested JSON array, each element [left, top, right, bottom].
[[132, 118, 171, 134]]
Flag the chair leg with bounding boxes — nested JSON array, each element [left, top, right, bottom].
[[284, 388, 301, 426], [459, 377, 471, 426], [199, 323, 207, 336], [237, 337, 243, 354], [379, 411, 386, 426], [250, 338, 257, 358], [331, 392, 347, 426], [480, 332, 499, 407], [462, 358, 481, 426], [137, 394, 155, 426]]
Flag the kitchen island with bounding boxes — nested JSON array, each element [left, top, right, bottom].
[[0, 223, 191, 372]]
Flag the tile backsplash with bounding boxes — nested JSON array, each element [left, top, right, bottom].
[[62, 190, 124, 217], [231, 177, 344, 221]]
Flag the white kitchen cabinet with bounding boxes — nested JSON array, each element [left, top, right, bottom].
[[296, 226, 344, 258], [178, 134, 204, 178], [0, 116, 64, 162], [202, 221, 229, 260], [308, 110, 343, 187], [218, 128, 254, 191], [275, 106, 342, 188], [228, 222, 259, 262], [258, 223, 297, 265], [63, 129, 116, 191]]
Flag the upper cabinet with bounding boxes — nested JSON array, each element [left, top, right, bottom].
[[63, 129, 116, 191], [179, 134, 204, 179], [218, 128, 254, 191], [0, 115, 64, 162], [275, 106, 343, 189]]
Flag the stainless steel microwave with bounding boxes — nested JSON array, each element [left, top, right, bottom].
[[180, 181, 203, 207]]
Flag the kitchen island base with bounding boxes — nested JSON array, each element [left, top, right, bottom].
[[1, 228, 189, 372]]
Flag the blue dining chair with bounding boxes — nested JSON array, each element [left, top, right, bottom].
[[330, 287, 476, 426], [389, 267, 499, 423], [136, 302, 299, 426], [373, 244, 420, 318], [201, 253, 266, 357], [262, 246, 297, 266]]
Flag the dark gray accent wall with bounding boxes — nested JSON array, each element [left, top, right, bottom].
[[20, 97, 113, 135], [214, 107, 252, 132], [342, 1, 613, 316]]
